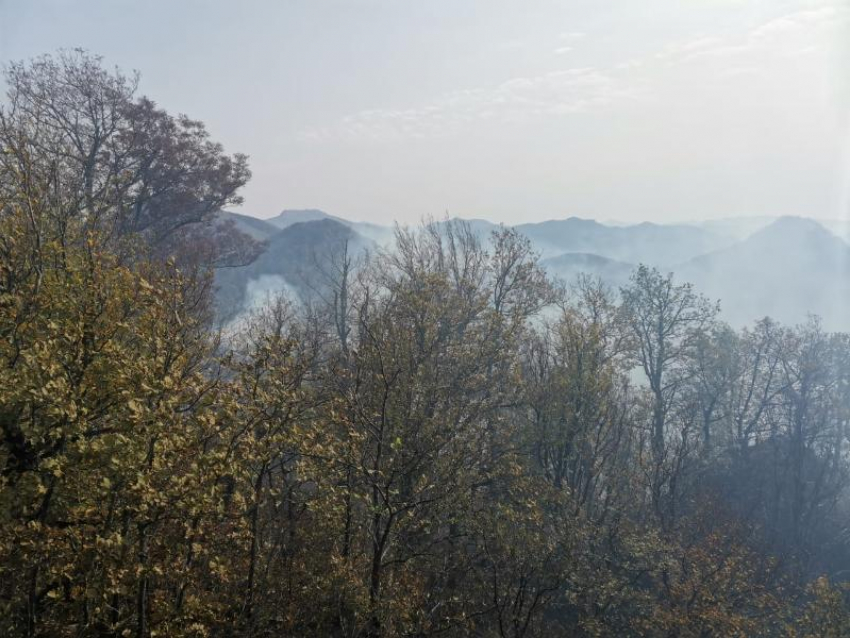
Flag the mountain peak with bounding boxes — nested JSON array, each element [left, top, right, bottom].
[[746, 216, 843, 251], [761, 215, 827, 232], [266, 209, 340, 230], [277, 208, 329, 218]]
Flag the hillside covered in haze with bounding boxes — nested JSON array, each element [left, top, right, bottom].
[[216, 209, 850, 330]]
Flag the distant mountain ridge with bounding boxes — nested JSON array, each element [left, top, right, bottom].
[[265, 209, 347, 229], [213, 211, 279, 241], [435, 215, 735, 265], [265, 209, 394, 245], [515, 217, 732, 265], [215, 209, 850, 330]]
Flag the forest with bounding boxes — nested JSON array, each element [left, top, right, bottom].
[[1, 51, 850, 637]]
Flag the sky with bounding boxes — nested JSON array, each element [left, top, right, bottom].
[[1, 0, 849, 225]]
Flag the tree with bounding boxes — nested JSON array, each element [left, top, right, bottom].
[[621, 266, 718, 527], [0, 196, 244, 635], [788, 577, 850, 638], [523, 276, 633, 516], [0, 49, 260, 271], [621, 266, 718, 462]]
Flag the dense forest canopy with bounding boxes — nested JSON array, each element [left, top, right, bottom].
[[1, 51, 850, 637]]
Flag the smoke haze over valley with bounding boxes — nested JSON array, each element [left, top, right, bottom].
[[217, 209, 850, 331]]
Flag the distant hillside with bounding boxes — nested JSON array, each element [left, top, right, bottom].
[[538, 217, 850, 328], [214, 219, 367, 324], [541, 252, 634, 289], [266, 209, 347, 230], [212, 211, 850, 329], [697, 216, 777, 241], [245, 212, 736, 266], [213, 210, 279, 241], [516, 217, 732, 265], [678, 217, 850, 328], [266, 209, 394, 245], [431, 216, 732, 265], [697, 215, 850, 244]]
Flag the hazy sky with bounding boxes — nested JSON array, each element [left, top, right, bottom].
[[1, 0, 849, 225]]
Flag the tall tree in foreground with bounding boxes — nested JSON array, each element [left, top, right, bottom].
[[0, 49, 261, 273], [0, 58, 258, 635], [0, 186, 245, 635]]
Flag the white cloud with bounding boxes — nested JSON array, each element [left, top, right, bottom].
[[670, 4, 847, 64], [656, 36, 724, 61], [750, 6, 840, 40], [302, 67, 640, 141], [298, 2, 848, 144]]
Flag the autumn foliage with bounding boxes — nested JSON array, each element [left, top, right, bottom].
[[1, 52, 850, 637]]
